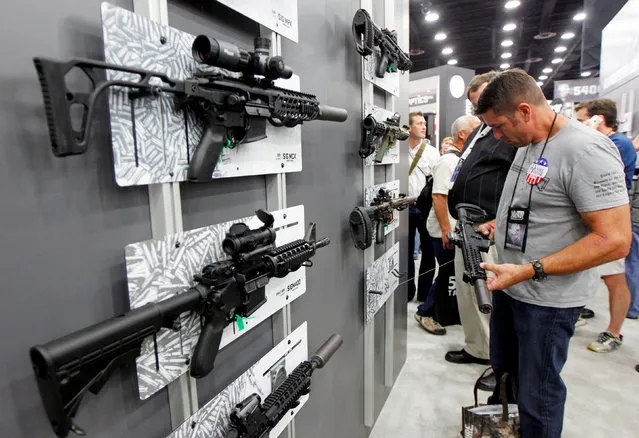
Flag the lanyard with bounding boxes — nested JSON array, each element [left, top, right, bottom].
[[460, 124, 491, 161], [508, 111, 558, 208]]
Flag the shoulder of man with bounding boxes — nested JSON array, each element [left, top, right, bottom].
[[420, 142, 440, 163]]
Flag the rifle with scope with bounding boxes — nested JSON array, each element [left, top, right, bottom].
[[225, 334, 343, 438], [447, 203, 492, 314], [352, 8, 412, 78], [33, 36, 348, 182], [29, 210, 329, 437], [359, 112, 409, 162], [349, 188, 416, 250]]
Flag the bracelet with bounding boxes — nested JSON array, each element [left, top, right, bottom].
[[488, 223, 495, 230]]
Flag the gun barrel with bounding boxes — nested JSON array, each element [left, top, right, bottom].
[[315, 237, 331, 249], [310, 334, 343, 369], [317, 104, 348, 122], [474, 279, 492, 314]]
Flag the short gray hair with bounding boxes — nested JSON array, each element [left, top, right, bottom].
[[451, 115, 479, 140]]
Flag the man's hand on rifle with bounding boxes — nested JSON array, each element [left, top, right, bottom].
[[479, 262, 535, 291], [442, 229, 453, 250], [476, 220, 496, 243]]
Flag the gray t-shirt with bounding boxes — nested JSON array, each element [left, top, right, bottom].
[[495, 118, 629, 308]]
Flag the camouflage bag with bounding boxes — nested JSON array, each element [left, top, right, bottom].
[[461, 368, 520, 438]]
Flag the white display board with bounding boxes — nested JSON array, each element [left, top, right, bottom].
[[363, 104, 402, 166], [125, 206, 309, 399], [167, 323, 309, 437], [365, 242, 400, 323], [101, 2, 302, 186], [218, 0, 299, 43], [364, 180, 401, 242]]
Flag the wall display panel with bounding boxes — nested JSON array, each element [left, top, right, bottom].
[[365, 242, 400, 323], [217, 0, 299, 43], [167, 323, 309, 438], [102, 2, 302, 186], [125, 206, 308, 399]]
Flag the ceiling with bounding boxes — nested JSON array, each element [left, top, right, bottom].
[[408, 0, 623, 97]]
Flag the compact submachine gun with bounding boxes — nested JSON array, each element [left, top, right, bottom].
[[352, 8, 412, 78], [349, 188, 416, 250], [359, 112, 410, 162]]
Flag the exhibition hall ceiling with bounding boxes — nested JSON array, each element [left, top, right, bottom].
[[409, 0, 627, 95]]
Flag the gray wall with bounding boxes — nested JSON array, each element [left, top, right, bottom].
[[410, 65, 475, 142], [0, 0, 408, 437]]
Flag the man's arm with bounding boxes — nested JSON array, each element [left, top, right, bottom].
[[481, 204, 632, 290], [433, 194, 453, 249]]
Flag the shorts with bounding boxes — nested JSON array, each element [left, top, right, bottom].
[[598, 258, 626, 277]]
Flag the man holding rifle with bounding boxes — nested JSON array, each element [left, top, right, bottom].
[[444, 72, 516, 394], [476, 69, 631, 437]]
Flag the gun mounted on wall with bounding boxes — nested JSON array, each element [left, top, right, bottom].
[[359, 112, 409, 162], [352, 8, 412, 78], [33, 35, 348, 182], [29, 210, 329, 437], [349, 188, 416, 250]]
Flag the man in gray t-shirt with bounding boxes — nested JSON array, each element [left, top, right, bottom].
[[474, 69, 631, 438]]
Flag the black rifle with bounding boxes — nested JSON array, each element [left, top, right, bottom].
[[225, 334, 343, 438], [359, 112, 409, 162], [33, 36, 348, 182], [352, 9, 412, 78], [447, 203, 492, 313], [349, 188, 416, 250], [29, 210, 329, 437]]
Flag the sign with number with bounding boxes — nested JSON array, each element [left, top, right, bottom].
[[553, 78, 600, 103]]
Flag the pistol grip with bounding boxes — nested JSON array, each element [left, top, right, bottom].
[[187, 124, 226, 183], [189, 309, 226, 378], [376, 51, 390, 78]]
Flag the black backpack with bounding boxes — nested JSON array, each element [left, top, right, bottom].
[[415, 148, 462, 216]]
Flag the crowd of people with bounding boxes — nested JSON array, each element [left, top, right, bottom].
[[406, 69, 638, 437]]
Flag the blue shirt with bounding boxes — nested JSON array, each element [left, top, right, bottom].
[[609, 132, 637, 190]]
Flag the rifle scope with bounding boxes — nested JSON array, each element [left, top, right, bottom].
[[192, 35, 294, 80]]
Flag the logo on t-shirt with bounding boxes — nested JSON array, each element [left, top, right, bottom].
[[526, 158, 549, 185]]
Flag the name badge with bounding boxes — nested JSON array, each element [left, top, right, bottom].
[[505, 206, 530, 253]]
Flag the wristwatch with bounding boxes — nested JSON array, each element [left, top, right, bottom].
[[531, 260, 547, 281]]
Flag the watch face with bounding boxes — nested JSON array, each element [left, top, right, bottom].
[[449, 75, 465, 99]]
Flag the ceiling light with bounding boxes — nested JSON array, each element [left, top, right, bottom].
[[442, 47, 453, 55], [505, 1, 521, 9], [503, 23, 517, 31], [500, 63, 510, 69], [534, 32, 557, 40], [554, 46, 567, 53], [425, 11, 439, 22], [539, 75, 548, 80], [542, 67, 552, 73], [551, 58, 563, 64], [561, 32, 575, 39], [501, 40, 514, 47], [501, 52, 512, 59], [447, 59, 458, 65], [573, 12, 587, 21], [581, 71, 592, 77], [537, 81, 544, 87], [434, 32, 447, 41]]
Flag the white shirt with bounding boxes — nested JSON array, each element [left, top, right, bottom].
[[427, 151, 461, 238], [408, 141, 440, 198]]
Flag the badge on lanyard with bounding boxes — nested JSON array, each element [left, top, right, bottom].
[[505, 207, 530, 252], [526, 158, 548, 185]]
